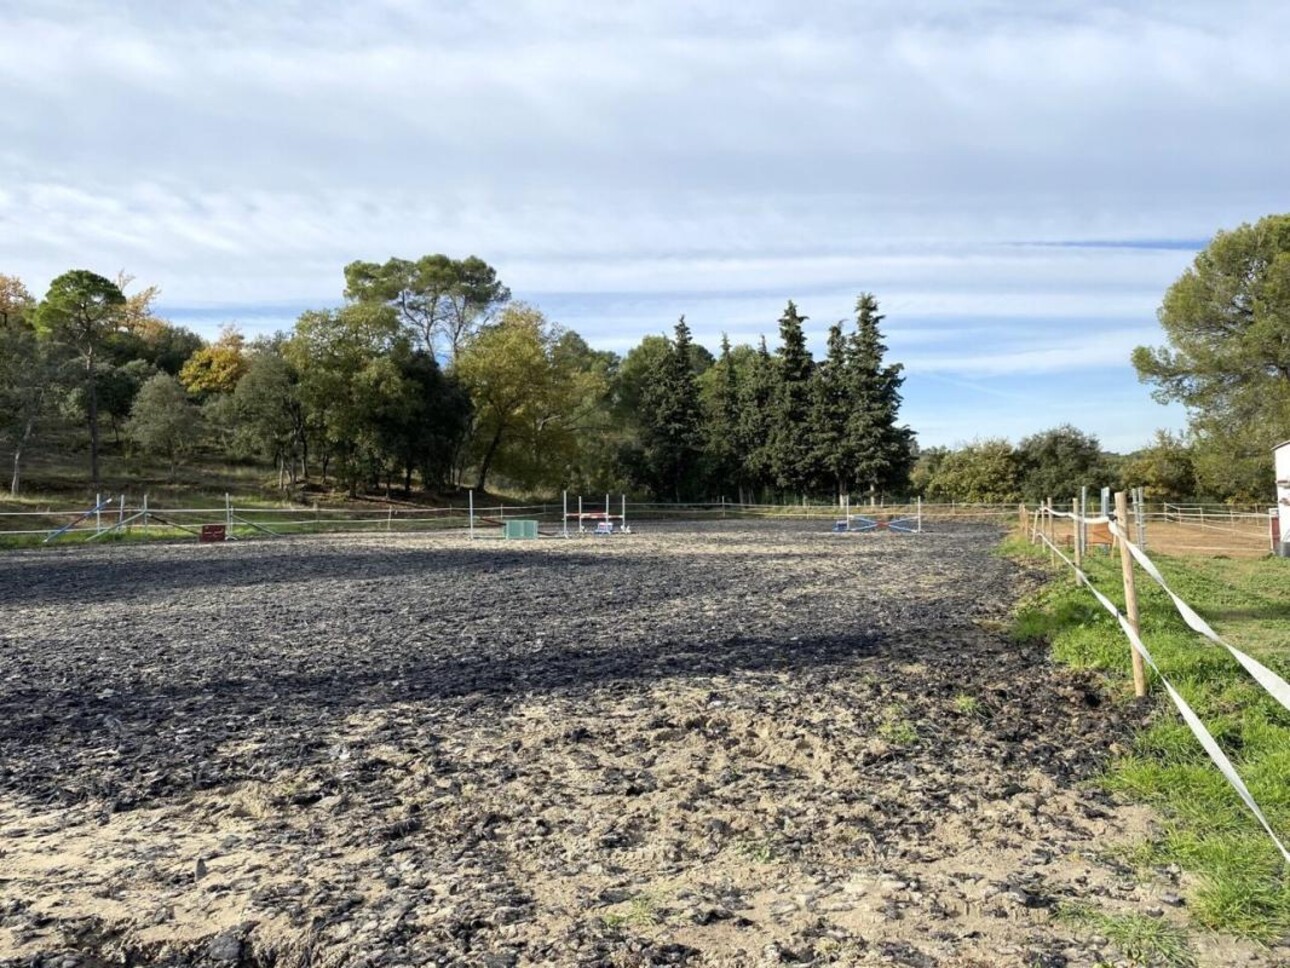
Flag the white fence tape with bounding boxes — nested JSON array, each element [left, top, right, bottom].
[[1105, 520, 1290, 717], [1036, 530, 1290, 863]]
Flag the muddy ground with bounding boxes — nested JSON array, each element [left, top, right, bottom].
[[0, 523, 1277, 967]]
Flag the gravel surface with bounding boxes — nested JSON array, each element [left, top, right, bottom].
[[0, 523, 1276, 966]]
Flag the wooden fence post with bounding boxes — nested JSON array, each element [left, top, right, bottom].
[[1018, 502, 1027, 536], [1115, 490, 1148, 698]]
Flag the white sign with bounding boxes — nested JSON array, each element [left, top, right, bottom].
[[1277, 440, 1290, 554]]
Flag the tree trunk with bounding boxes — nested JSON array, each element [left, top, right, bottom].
[[10, 405, 38, 496], [475, 428, 504, 491], [87, 354, 101, 488]]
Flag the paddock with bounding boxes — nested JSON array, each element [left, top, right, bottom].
[[0, 522, 1266, 966]]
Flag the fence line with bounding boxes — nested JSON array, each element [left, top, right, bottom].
[[1028, 498, 1290, 863], [1, 497, 1028, 542]]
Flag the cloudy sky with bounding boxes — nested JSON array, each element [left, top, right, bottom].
[[3, 1, 1287, 450]]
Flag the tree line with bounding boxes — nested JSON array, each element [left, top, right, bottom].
[[5, 212, 1283, 506], [0, 260, 915, 502]]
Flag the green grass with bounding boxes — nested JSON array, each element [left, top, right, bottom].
[[1055, 902, 1198, 967], [1005, 535, 1290, 942], [877, 704, 919, 744], [953, 692, 983, 716]]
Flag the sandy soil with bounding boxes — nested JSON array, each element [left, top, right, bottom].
[[0, 523, 1278, 966]]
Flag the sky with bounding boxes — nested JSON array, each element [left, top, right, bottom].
[[3, 1, 1288, 451]]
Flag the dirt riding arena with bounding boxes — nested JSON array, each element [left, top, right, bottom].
[[0, 523, 1273, 967]]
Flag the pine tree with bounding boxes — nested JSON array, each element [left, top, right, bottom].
[[702, 334, 742, 499], [809, 320, 851, 498], [736, 336, 776, 500], [768, 300, 815, 495], [639, 316, 704, 500], [846, 293, 913, 502]]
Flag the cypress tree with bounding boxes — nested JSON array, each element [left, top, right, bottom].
[[737, 336, 776, 500], [846, 293, 914, 502], [809, 320, 851, 499], [639, 316, 704, 501], [703, 333, 743, 499], [769, 300, 815, 496]]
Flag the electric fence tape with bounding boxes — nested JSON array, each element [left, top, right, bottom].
[[1035, 529, 1290, 864]]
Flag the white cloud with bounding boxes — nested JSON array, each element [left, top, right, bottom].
[[1, 0, 1278, 448]]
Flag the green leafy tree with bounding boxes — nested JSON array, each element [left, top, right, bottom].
[[0, 322, 55, 494], [1015, 424, 1106, 503], [34, 270, 127, 486], [768, 301, 815, 495], [909, 445, 949, 497], [233, 347, 307, 488], [1133, 214, 1290, 500], [638, 317, 705, 500], [97, 359, 157, 444], [455, 303, 606, 490], [344, 254, 510, 360], [926, 439, 1021, 503], [845, 294, 914, 502], [1120, 430, 1196, 502], [0, 275, 36, 330], [285, 303, 404, 491], [180, 325, 249, 397], [128, 373, 201, 480]]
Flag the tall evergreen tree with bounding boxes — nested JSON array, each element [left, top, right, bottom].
[[809, 320, 851, 498], [846, 294, 913, 501], [701, 334, 743, 499], [736, 337, 776, 500], [638, 317, 704, 500], [768, 301, 815, 495]]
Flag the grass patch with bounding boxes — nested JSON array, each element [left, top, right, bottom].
[[1056, 901, 1197, 967], [877, 705, 919, 744], [1008, 535, 1290, 942], [953, 693, 983, 716]]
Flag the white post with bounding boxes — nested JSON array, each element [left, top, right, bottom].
[[1079, 485, 1088, 559], [118, 494, 125, 529], [95, 493, 102, 534], [621, 494, 626, 531], [578, 495, 583, 532], [563, 490, 569, 539], [225, 493, 232, 530], [605, 493, 610, 525], [917, 496, 922, 533], [143, 492, 149, 533], [469, 489, 475, 540]]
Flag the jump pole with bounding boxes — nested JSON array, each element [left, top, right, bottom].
[[563, 490, 569, 539], [621, 494, 626, 531], [578, 495, 583, 531], [469, 489, 475, 541]]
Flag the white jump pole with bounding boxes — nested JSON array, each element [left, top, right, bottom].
[[621, 494, 626, 531], [917, 496, 922, 533], [605, 493, 610, 524], [469, 489, 475, 540], [563, 490, 569, 539], [578, 495, 583, 532], [95, 493, 102, 534]]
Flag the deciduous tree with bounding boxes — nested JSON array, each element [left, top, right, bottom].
[[34, 270, 127, 486], [128, 373, 201, 480]]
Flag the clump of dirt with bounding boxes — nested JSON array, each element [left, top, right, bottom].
[[0, 523, 1278, 966]]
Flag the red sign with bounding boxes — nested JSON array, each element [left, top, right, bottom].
[[200, 524, 227, 543]]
